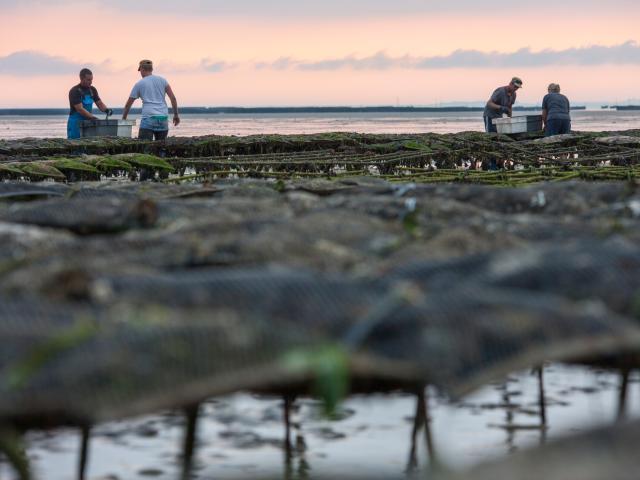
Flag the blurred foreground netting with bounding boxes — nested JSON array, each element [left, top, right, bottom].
[[443, 419, 640, 480], [1, 135, 640, 478]]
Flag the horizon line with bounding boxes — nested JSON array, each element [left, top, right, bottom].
[[1, 105, 626, 116]]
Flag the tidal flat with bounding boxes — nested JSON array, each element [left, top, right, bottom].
[[1, 131, 640, 479]]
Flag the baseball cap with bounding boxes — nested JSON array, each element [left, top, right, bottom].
[[511, 77, 523, 88], [138, 59, 153, 71]]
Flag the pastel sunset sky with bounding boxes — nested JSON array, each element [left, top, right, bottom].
[[1, 0, 639, 107]]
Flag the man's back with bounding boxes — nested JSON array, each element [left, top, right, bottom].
[[542, 93, 570, 121], [130, 75, 169, 118]]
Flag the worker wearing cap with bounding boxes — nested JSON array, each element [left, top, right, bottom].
[[122, 60, 180, 140], [67, 68, 113, 139], [483, 77, 523, 133]]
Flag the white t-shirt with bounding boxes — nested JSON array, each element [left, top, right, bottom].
[[129, 75, 169, 118]]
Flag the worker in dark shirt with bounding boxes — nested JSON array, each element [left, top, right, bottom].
[[542, 83, 571, 136], [67, 68, 113, 139], [483, 77, 523, 133]]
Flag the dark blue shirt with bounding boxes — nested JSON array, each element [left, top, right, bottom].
[[542, 93, 570, 121]]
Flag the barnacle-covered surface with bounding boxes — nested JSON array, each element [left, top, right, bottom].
[[2, 133, 640, 478], [2, 130, 640, 184]]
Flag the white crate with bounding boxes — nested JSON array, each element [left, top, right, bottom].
[[492, 115, 543, 134]]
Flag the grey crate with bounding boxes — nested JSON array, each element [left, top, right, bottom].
[[80, 120, 136, 138]]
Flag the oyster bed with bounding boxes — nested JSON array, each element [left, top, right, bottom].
[[1, 130, 640, 184], [1, 132, 640, 479]]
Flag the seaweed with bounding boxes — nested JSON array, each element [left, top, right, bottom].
[[18, 162, 66, 180], [85, 156, 133, 173], [110, 154, 174, 171]]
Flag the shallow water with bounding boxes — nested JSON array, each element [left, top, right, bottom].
[[23, 364, 640, 480], [1, 111, 640, 140]]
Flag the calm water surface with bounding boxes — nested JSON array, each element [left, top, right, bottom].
[[24, 365, 640, 480], [1, 111, 640, 139]]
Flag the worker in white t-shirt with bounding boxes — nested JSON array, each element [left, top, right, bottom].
[[122, 59, 180, 140]]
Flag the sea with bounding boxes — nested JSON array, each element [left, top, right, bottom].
[[1, 110, 640, 139]]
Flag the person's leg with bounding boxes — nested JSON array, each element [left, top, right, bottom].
[[484, 116, 497, 133], [139, 117, 156, 141], [153, 130, 170, 178], [137, 126, 155, 180], [67, 115, 81, 139], [483, 116, 498, 170], [138, 128, 154, 140], [153, 130, 169, 141], [545, 119, 560, 137]]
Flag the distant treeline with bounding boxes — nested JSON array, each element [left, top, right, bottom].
[[0, 105, 590, 116], [613, 106, 640, 111]]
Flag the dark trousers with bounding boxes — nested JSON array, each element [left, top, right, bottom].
[[483, 116, 498, 170], [483, 116, 498, 133], [545, 119, 571, 137], [139, 128, 169, 141]]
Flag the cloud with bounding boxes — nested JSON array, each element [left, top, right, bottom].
[[200, 59, 234, 73], [0, 51, 89, 76], [0, 51, 119, 76], [417, 42, 640, 69], [3, 42, 640, 78], [295, 53, 413, 71], [2, 0, 638, 17], [258, 41, 640, 71], [256, 57, 297, 71], [0, 51, 234, 76]]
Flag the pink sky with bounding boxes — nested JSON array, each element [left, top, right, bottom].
[[1, 2, 639, 107]]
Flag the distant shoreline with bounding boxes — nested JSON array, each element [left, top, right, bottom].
[[0, 105, 595, 116]]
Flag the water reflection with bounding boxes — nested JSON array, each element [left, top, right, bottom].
[[3, 111, 640, 140], [25, 364, 640, 480]]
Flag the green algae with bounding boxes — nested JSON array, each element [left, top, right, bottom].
[[18, 163, 66, 180], [110, 154, 174, 171], [85, 156, 133, 172], [51, 159, 99, 174], [0, 164, 25, 177], [283, 345, 350, 418]]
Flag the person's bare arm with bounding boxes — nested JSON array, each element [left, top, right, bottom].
[[95, 100, 107, 111], [73, 103, 98, 120], [122, 97, 136, 120], [487, 98, 510, 116], [486, 99, 502, 112], [166, 85, 180, 126], [542, 108, 548, 130]]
